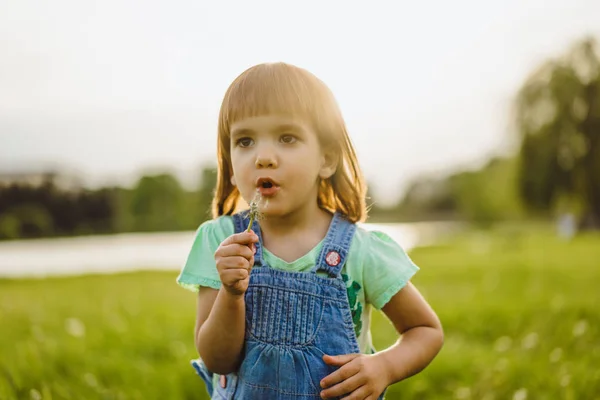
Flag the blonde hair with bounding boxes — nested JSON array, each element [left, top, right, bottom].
[[212, 62, 367, 223]]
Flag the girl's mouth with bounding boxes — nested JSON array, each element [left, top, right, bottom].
[[256, 178, 280, 197]]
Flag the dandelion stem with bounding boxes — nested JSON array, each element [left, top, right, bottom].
[[246, 214, 255, 232]]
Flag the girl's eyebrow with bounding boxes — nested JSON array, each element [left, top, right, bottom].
[[274, 123, 302, 133], [230, 128, 253, 139]]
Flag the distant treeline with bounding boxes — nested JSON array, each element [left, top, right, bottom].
[[0, 168, 217, 240], [0, 156, 527, 241]]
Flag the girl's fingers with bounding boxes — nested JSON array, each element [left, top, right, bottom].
[[221, 268, 249, 284], [323, 354, 360, 367], [320, 374, 364, 399], [217, 243, 255, 261], [221, 231, 258, 246], [321, 355, 361, 387], [218, 256, 250, 271], [333, 385, 371, 400]]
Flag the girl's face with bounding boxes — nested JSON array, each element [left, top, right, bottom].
[[229, 114, 335, 217]]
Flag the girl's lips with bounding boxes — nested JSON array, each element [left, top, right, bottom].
[[256, 177, 279, 187], [257, 185, 280, 197]]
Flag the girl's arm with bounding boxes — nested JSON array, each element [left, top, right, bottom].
[[374, 281, 444, 382], [193, 230, 258, 375], [320, 282, 443, 399], [194, 286, 246, 374]]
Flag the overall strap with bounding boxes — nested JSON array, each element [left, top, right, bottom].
[[313, 212, 357, 277], [232, 211, 266, 267]]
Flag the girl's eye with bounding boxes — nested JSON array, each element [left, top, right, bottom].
[[236, 137, 254, 147], [280, 135, 297, 144]]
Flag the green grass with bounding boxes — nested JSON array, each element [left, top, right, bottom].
[[1, 226, 599, 399]]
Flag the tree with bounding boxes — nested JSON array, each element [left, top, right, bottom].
[[197, 165, 217, 221], [129, 173, 186, 231], [449, 157, 524, 228], [514, 37, 600, 229]]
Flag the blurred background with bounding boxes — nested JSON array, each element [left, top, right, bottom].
[[1, 1, 599, 399]]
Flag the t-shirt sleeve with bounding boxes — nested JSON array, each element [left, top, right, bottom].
[[362, 230, 420, 310], [176, 216, 234, 292]]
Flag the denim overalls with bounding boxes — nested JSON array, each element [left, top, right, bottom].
[[192, 211, 385, 399]]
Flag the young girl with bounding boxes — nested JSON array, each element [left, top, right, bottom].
[[177, 62, 443, 399]]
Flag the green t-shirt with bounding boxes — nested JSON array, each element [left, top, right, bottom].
[[177, 215, 419, 354]]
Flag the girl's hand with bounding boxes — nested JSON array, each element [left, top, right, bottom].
[[319, 353, 389, 399], [214, 231, 258, 296]]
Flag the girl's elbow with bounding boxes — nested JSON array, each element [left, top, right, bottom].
[[436, 326, 445, 349], [202, 358, 236, 376], [202, 353, 242, 375], [429, 311, 444, 341], [417, 315, 444, 352], [197, 343, 241, 375], [430, 321, 444, 352]]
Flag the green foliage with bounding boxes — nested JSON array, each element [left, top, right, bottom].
[[197, 166, 217, 222], [0, 167, 218, 240], [450, 157, 525, 228], [1, 226, 598, 399], [0, 203, 54, 238], [514, 37, 600, 228], [378, 157, 525, 227], [129, 174, 186, 232], [0, 212, 21, 239], [0, 178, 118, 239]]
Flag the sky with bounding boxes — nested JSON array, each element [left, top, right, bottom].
[[1, 0, 599, 205]]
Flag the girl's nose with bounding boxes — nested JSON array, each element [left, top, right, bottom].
[[255, 153, 278, 168]]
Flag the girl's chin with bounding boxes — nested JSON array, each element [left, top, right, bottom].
[[258, 200, 288, 217]]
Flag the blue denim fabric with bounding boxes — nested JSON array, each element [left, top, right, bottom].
[[192, 211, 385, 399]]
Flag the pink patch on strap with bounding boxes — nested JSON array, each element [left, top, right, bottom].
[[325, 250, 341, 267]]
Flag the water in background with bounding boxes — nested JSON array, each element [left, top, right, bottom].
[[0, 222, 459, 278]]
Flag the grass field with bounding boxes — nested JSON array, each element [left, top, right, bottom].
[[1, 225, 599, 399]]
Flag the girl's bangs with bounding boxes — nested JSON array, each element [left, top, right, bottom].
[[220, 64, 333, 134]]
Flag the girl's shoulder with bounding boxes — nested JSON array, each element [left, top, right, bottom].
[[346, 225, 419, 310], [194, 215, 235, 241], [350, 225, 412, 257]]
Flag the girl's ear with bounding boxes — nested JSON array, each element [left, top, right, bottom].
[[319, 147, 338, 180], [230, 175, 237, 186]]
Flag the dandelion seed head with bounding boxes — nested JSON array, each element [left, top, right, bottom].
[[65, 317, 85, 338], [549, 348, 563, 363], [494, 336, 512, 352], [521, 332, 538, 350], [247, 191, 264, 231], [572, 320, 587, 337], [512, 388, 528, 400], [30, 389, 42, 400], [454, 387, 471, 399]]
